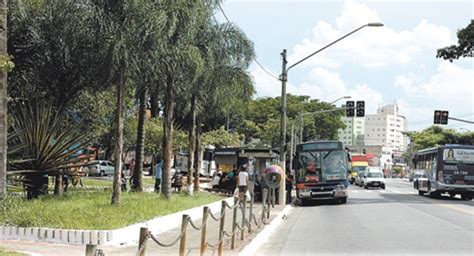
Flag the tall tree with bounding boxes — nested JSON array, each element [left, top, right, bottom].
[[0, 0, 9, 198], [159, 0, 206, 198], [437, 20, 473, 62], [129, 2, 166, 192]]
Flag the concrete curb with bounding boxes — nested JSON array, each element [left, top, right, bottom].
[[0, 197, 234, 246], [238, 204, 293, 256]]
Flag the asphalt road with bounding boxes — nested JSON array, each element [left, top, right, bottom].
[[256, 178, 473, 255]]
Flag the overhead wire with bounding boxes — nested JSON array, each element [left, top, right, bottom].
[[216, 2, 280, 81]]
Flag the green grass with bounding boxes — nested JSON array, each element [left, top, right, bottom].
[[81, 178, 113, 187], [0, 247, 26, 256], [0, 191, 224, 230]]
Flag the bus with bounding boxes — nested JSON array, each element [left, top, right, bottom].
[[413, 144, 474, 200], [293, 140, 350, 204]]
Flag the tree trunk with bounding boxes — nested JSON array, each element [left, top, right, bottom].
[[187, 94, 196, 194], [194, 118, 201, 192], [111, 76, 125, 205], [0, 0, 8, 198], [161, 74, 175, 199], [150, 92, 160, 118], [54, 174, 63, 196], [132, 87, 148, 192]]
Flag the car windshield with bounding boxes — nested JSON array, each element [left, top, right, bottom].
[[297, 150, 348, 182], [368, 172, 383, 178], [353, 166, 368, 173]]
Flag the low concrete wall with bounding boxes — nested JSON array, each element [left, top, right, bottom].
[[0, 197, 233, 246]]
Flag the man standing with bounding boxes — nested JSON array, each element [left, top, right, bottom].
[[237, 165, 250, 202], [154, 160, 163, 193]]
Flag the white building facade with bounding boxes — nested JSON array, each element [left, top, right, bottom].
[[338, 116, 365, 147], [364, 103, 408, 152]]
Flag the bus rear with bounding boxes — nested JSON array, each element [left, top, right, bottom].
[[294, 141, 350, 204]]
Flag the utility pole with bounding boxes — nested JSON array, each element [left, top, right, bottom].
[[279, 49, 287, 205]]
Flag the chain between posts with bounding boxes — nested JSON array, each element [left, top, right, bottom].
[[136, 195, 272, 256]]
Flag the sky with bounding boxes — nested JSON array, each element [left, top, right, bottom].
[[216, 0, 473, 132]]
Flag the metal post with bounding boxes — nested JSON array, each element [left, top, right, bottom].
[[266, 189, 270, 220], [241, 195, 247, 241], [200, 207, 209, 256], [290, 122, 295, 174], [300, 109, 304, 143], [218, 201, 226, 256], [85, 244, 97, 256], [249, 193, 254, 233], [279, 49, 288, 206], [137, 227, 148, 256], [231, 197, 238, 249], [179, 215, 188, 256]]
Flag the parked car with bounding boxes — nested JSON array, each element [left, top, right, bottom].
[[361, 167, 385, 189], [84, 160, 116, 176]]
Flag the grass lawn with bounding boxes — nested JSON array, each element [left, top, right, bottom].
[[0, 247, 26, 256], [0, 191, 224, 230]]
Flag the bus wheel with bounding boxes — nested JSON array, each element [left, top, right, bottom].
[[339, 197, 347, 204], [300, 198, 308, 206], [418, 190, 425, 195], [449, 193, 456, 198], [461, 194, 473, 201], [429, 191, 441, 199]]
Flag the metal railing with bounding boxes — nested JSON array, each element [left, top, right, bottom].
[[135, 188, 274, 256]]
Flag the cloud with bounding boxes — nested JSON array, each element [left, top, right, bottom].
[[396, 62, 474, 130], [250, 65, 281, 98], [288, 0, 454, 68], [288, 67, 385, 113]]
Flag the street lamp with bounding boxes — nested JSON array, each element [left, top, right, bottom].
[[329, 96, 352, 105], [279, 22, 384, 205]]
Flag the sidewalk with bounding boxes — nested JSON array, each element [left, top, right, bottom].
[[1, 199, 287, 256]]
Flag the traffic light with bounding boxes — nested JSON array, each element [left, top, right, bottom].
[[356, 101, 365, 117], [346, 101, 355, 117], [434, 110, 449, 125], [441, 111, 449, 125], [434, 110, 441, 124]]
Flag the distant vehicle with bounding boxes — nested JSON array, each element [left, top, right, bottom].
[[354, 166, 368, 186], [350, 155, 369, 184], [361, 167, 385, 189], [293, 140, 350, 205], [84, 160, 115, 176], [412, 144, 474, 200]]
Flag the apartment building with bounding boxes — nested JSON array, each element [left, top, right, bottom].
[[364, 103, 408, 151], [338, 116, 365, 147]]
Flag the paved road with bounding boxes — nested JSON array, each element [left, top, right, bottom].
[[256, 178, 473, 255]]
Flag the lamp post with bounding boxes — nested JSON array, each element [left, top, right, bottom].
[[329, 96, 352, 105], [279, 22, 384, 205]]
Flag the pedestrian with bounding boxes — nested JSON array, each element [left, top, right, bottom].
[[120, 171, 127, 192], [285, 171, 294, 204], [154, 159, 163, 193], [237, 164, 250, 202], [129, 159, 136, 187], [172, 170, 183, 192]]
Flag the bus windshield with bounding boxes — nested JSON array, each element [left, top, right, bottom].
[[297, 150, 348, 182], [443, 148, 474, 164]]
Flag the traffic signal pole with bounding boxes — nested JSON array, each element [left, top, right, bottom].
[[448, 117, 474, 124]]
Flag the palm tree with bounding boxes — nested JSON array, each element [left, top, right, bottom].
[[188, 20, 255, 191], [159, 0, 207, 199], [130, 3, 166, 192], [0, 0, 8, 198]]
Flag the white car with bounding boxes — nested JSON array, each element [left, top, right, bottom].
[[361, 167, 385, 189], [84, 160, 116, 176]]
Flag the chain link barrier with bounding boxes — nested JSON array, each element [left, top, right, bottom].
[[208, 208, 226, 221], [149, 230, 185, 248], [134, 196, 273, 255]]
